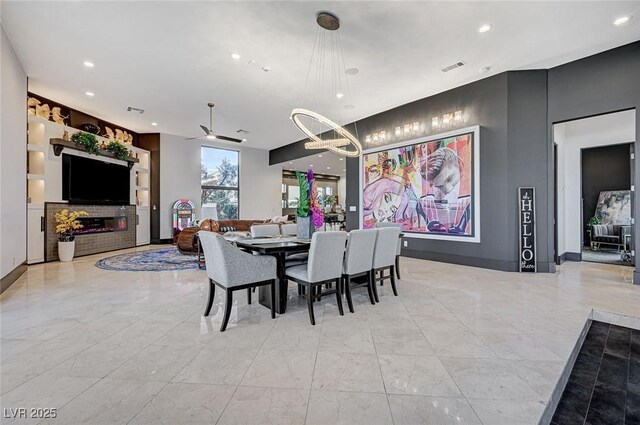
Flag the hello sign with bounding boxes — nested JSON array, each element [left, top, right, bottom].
[[518, 187, 536, 272]]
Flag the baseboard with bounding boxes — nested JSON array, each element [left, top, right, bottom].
[[557, 252, 581, 264], [152, 238, 173, 245], [1, 263, 27, 294], [401, 249, 554, 273]]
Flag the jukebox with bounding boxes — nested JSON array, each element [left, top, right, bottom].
[[172, 199, 196, 242]]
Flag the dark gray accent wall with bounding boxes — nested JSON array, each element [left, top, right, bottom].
[[581, 144, 631, 245], [548, 41, 639, 282]]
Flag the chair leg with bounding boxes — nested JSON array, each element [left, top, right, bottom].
[[220, 289, 233, 332], [335, 279, 344, 316], [298, 284, 301, 296], [307, 285, 316, 325], [270, 280, 276, 319], [371, 270, 380, 303], [366, 272, 376, 305], [395, 256, 401, 279], [344, 276, 354, 313], [247, 287, 252, 305], [390, 266, 398, 296], [379, 269, 384, 286], [204, 279, 215, 316]]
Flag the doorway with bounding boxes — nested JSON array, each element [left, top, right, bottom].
[[554, 109, 636, 268]]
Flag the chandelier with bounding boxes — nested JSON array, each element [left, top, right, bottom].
[[290, 11, 362, 157]]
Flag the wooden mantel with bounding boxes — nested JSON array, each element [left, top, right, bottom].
[[50, 138, 139, 169]]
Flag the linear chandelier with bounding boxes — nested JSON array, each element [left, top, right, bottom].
[[290, 11, 362, 157]]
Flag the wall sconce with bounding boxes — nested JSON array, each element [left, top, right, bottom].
[[372, 133, 379, 143], [442, 113, 453, 126], [403, 124, 411, 135], [412, 122, 420, 132], [454, 110, 463, 123], [379, 131, 386, 141], [432, 117, 440, 129], [365, 135, 371, 143], [395, 127, 402, 137]]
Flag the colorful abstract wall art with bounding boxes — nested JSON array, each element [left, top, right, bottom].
[[362, 130, 479, 241]]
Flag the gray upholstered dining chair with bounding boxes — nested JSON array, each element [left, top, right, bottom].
[[250, 224, 281, 238], [372, 226, 401, 300], [280, 223, 297, 236], [342, 229, 377, 313], [376, 222, 402, 279], [285, 231, 348, 325], [198, 231, 277, 332]]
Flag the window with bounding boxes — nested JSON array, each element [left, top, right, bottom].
[[201, 147, 239, 220]]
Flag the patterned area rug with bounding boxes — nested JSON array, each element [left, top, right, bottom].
[[95, 248, 199, 271]]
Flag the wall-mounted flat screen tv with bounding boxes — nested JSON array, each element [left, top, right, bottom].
[[62, 154, 130, 205]]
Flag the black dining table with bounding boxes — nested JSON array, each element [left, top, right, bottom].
[[234, 239, 311, 314]]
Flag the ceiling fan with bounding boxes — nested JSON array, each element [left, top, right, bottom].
[[186, 103, 245, 143]]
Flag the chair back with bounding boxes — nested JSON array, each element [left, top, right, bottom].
[[251, 224, 280, 238], [280, 223, 297, 236], [373, 227, 401, 269], [376, 222, 402, 255], [198, 231, 234, 286], [307, 231, 347, 282], [344, 229, 377, 275]]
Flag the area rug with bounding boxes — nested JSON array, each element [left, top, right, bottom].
[[95, 248, 199, 271], [581, 247, 631, 267]]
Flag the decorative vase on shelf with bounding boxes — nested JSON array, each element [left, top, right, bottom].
[[58, 240, 76, 262], [296, 216, 314, 240]]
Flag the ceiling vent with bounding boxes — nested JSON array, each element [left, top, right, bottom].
[[127, 106, 145, 114], [236, 129, 250, 135], [441, 61, 466, 73]]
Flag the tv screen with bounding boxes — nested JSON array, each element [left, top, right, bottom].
[[62, 154, 130, 205]]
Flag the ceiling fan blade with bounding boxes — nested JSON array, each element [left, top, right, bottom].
[[200, 125, 211, 135], [215, 134, 244, 143]]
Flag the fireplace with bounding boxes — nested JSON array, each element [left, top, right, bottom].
[[76, 216, 128, 235]]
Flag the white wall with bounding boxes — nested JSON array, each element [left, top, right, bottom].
[[337, 177, 346, 207], [159, 134, 281, 239], [555, 109, 636, 256], [1, 24, 27, 279]]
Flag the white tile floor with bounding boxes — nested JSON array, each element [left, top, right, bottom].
[[1, 246, 639, 424]]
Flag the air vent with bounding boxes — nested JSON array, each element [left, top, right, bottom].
[[127, 106, 145, 114], [441, 61, 466, 73], [236, 129, 250, 135]]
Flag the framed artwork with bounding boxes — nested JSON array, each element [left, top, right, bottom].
[[595, 190, 631, 225], [360, 126, 480, 242]]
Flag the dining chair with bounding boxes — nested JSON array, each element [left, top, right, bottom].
[[342, 229, 377, 313], [375, 222, 402, 279], [285, 231, 348, 325], [198, 231, 277, 332], [250, 224, 281, 238], [372, 226, 401, 300], [280, 223, 297, 236]]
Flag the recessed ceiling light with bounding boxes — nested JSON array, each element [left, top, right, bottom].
[[83, 61, 94, 68], [85, 91, 94, 97], [479, 66, 492, 73], [614, 15, 631, 26], [345, 68, 359, 75], [342, 169, 346, 172], [318, 154, 323, 157], [478, 24, 492, 33], [326, 166, 331, 169], [344, 104, 355, 109], [151, 122, 158, 126], [206, 135, 216, 140], [289, 161, 293, 164], [336, 93, 344, 99], [241, 138, 247, 142], [262, 66, 271, 72], [339, 158, 344, 161], [231, 53, 241, 60], [309, 164, 314, 167]]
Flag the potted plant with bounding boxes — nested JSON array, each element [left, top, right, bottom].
[[55, 209, 88, 262]]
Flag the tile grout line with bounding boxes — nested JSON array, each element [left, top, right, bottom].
[[303, 299, 326, 425], [403, 285, 487, 425]]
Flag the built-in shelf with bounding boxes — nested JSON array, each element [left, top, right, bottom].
[[27, 144, 46, 152], [50, 138, 139, 169], [27, 173, 45, 180]]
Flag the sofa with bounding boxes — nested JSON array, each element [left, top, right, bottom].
[[590, 224, 631, 251]]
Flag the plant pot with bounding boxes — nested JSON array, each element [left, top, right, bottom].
[[58, 240, 76, 262], [296, 216, 315, 240]]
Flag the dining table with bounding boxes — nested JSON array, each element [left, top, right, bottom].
[[234, 238, 311, 314]]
